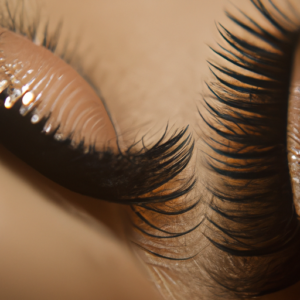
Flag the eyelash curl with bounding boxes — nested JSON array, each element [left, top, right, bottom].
[[0, 1, 195, 205], [200, 0, 300, 297]]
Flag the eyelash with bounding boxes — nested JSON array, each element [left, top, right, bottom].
[[131, 0, 300, 297], [0, 1, 195, 204], [2, 1, 300, 297], [203, 0, 299, 254], [198, 0, 300, 296]]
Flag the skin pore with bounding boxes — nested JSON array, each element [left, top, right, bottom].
[[1, 0, 300, 299]]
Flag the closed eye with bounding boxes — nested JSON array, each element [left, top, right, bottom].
[[129, 1, 300, 299], [197, 0, 300, 297], [0, 2, 194, 204], [3, 1, 300, 299]]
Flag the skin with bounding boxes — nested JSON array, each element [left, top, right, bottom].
[[1, 0, 300, 299], [0, 28, 117, 148], [288, 36, 300, 216]]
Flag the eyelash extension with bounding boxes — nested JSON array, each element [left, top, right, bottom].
[[201, 0, 300, 297], [0, 100, 195, 204], [0, 1, 196, 205]]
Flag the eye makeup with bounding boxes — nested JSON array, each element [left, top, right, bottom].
[[0, 3, 195, 205], [3, 1, 300, 299], [197, 0, 300, 296], [0, 28, 117, 149]]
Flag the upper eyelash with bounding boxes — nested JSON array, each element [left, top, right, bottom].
[[203, 0, 298, 252], [121, 0, 300, 270], [0, 2, 196, 204], [0, 102, 195, 203], [200, 0, 300, 296]]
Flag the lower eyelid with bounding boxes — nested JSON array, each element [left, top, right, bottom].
[[0, 27, 117, 150]]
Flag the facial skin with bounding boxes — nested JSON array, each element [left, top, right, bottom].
[[1, 0, 300, 299]]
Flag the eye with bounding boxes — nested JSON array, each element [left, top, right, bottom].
[[129, 1, 300, 299], [195, 0, 300, 296], [0, 2, 194, 204]]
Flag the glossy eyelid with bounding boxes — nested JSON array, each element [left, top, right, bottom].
[[0, 27, 118, 150]]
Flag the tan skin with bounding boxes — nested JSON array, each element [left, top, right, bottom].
[[1, 0, 300, 299]]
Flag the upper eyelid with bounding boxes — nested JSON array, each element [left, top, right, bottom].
[[0, 2, 120, 148], [0, 27, 118, 149], [0, 3, 195, 205]]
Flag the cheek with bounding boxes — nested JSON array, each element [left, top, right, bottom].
[[0, 145, 160, 300], [0, 142, 128, 237]]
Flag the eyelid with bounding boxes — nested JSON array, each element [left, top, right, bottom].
[[287, 36, 300, 215], [0, 28, 194, 203], [0, 27, 117, 150]]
